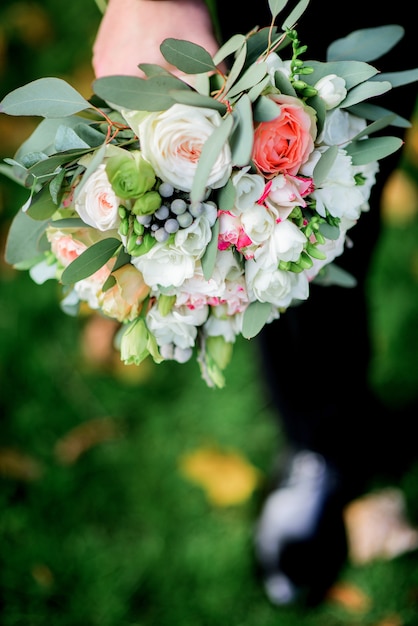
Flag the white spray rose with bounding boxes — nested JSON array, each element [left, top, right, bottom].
[[74, 163, 122, 231]]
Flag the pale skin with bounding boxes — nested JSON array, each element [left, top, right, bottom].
[[92, 0, 221, 78]]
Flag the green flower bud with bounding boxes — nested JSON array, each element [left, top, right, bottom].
[[158, 294, 176, 316], [133, 220, 145, 236], [132, 191, 162, 216], [298, 251, 314, 269], [106, 151, 156, 199], [119, 219, 129, 237], [306, 242, 327, 260], [120, 318, 163, 366], [130, 232, 157, 257]]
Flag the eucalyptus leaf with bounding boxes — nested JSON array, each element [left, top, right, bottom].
[[201, 219, 220, 280], [242, 300, 272, 339], [273, 70, 297, 96], [5, 209, 49, 265], [313, 263, 357, 287], [352, 114, 397, 140], [26, 185, 58, 220], [230, 94, 254, 166], [281, 0, 310, 29], [74, 122, 109, 147], [348, 102, 411, 128], [0, 77, 91, 118], [0, 163, 27, 185], [49, 168, 67, 204], [167, 89, 227, 113], [160, 38, 216, 74], [373, 68, 418, 88], [55, 125, 91, 151], [327, 25, 404, 63], [217, 179, 236, 212], [304, 60, 378, 90], [93, 75, 190, 111], [191, 114, 234, 203], [222, 45, 248, 97], [346, 136, 403, 165], [318, 222, 341, 241], [138, 63, 171, 78], [248, 75, 271, 102], [305, 94, 325, 136], [253, 95, 281, 122], [61, 237, 121, 285], [15, 116, 85, 159], [212, 34, 246, 67], [29, 149, 92, 179], [313, 146, 338, 186], [268, 0, 288, 20], [226, 62, 268, 99], [340, 80, 392, 108], [193, 72, 211, 97], [50, 217, 87, 228]]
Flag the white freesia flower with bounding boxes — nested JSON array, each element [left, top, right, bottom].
[[303, 147, 367, 220], [319, 108, 366, 146], [314, 74, 347, 110], [246, 261, 309, 308], [147, 303, 208, 350], [264, 174, 313, 221], [254, 219, 307, 267], [231, 167, 265, 213], [134, 103, 232, 192], [240, 203, 275, 246], [131, 241, 196, 289], [174, 208, 215, 258], [204, 311, 244, 342], [265, 52, 292, 83], [74, 163, 121, 231]]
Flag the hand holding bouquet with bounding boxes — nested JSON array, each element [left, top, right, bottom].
[[1, 0, 417, 387]]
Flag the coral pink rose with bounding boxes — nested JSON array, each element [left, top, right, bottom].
[[252, 94, 317, 178]]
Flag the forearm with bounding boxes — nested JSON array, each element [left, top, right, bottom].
[[92, 0, 219, 78]]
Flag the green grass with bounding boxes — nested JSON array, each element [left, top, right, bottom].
[[1, 2, 418, 624]]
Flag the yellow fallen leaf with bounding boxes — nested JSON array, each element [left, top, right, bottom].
[[381, 169, 418, 225], [0, 448, 43, 481], [54, 417, 123, 465], [179, 446, 262, 506], [344, 488, 418, 565], [326, 581, 371, 612]]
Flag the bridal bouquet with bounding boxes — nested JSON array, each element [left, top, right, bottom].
[[1, 0, 417, 387]]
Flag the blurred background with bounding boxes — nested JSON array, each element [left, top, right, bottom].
[[1, 1, 418, 624]]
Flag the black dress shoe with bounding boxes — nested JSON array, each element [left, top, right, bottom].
[[254, 449, 348, 607]]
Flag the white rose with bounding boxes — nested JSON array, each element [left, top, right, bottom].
[[246, 261, 309, 309], [74, 163, 121, 231], [135, 103, 232, 192], [314, 74, 347, 110]]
